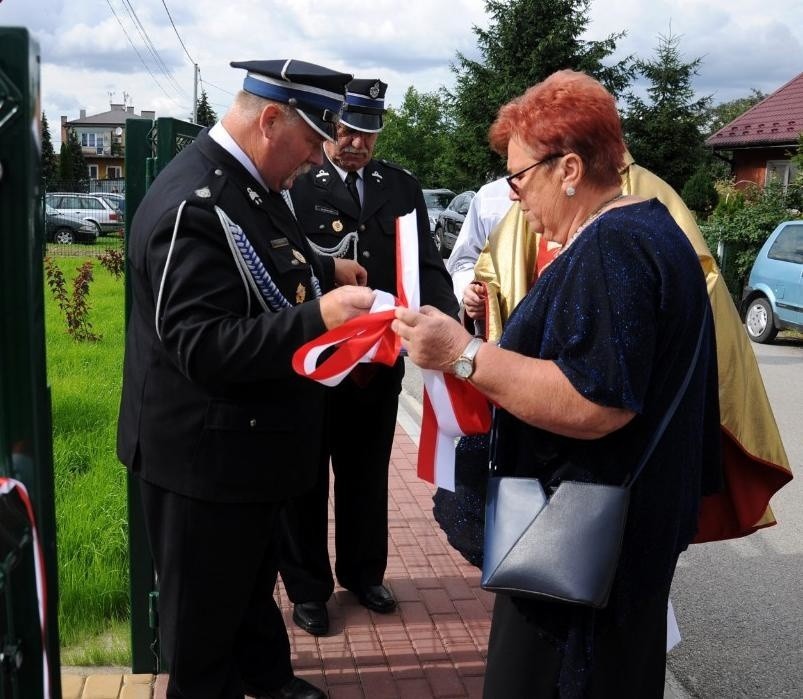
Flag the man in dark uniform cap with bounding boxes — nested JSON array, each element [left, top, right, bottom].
[[117, 59, 372, 699], [280, 78, 458, 636]]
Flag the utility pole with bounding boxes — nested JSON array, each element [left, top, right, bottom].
[[192, 63, 199, 123]]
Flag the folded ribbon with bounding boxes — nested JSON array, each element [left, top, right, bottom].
[[292, 210, 491, 490]]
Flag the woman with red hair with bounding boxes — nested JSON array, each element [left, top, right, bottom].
[[394, 70, 721, 697]]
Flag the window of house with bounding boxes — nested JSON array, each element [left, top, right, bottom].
[[88, 164, 99, 179], [107, 166, 122, 179], [765, 160, 799, 190]]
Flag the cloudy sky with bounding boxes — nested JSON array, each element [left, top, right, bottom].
[[2, 0, 802, 148]]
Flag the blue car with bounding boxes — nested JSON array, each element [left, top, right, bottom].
[[741, 220, 803, 343]]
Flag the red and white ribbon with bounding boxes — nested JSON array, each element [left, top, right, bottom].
[[0, 477, 51, 698], [293, 210, 490, 490]]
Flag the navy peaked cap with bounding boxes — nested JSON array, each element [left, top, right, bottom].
[[341, 78, 388, 133], [230, 59, 352, 141]]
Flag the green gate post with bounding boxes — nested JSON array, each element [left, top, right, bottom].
[[0, 27, 61, 697], [124, 116, 201, 674]]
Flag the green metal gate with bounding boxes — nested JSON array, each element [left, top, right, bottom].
[[0, 28, 61, 698], [124, 117, 202, 673]]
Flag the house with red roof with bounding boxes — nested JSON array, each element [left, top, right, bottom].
[[706, 72, 802, 189]]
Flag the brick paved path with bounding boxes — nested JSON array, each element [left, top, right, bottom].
[[63, 420, 492, 699]]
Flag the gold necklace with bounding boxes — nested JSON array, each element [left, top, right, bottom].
[[565, 193, 626, 249]]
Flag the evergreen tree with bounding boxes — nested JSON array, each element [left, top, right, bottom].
[[622, 32, 711, 192], [195, 90, 217, 127], [41, 112, 58, 190], [448, 0, 634, 187], [58, 127, 88, 190], [373, 87, 454, 188]]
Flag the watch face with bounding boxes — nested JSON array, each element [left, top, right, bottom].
[[454, 357, 473, 379]]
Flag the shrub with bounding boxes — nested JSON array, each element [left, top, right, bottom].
[[681, 169, 718, 218], [44, 257, 101, 341]]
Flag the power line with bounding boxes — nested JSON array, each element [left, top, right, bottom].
[[200, 78, 236, 98], [119, 0, 189, 98], [104, 0, 189, 113], [161, 0, 196, 66]]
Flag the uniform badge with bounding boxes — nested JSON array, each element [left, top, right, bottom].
[[247, 187, 263, 206], [371, 170, 382, 182], [314, 168, 331, 186], [296, 283, 307, 304], [369, 82, 381, 99], [332, 220, 344, 232], [194, 186, 211, 198], [291, 249, 307, 264]]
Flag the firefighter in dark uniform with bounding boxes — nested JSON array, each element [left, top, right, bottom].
[[117, 59, 373, 699], [281, 79, 458, 636]]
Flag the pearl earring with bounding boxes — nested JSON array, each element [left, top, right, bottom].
[[566, 186, 576, 197]]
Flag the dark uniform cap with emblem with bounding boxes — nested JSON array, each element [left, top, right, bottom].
[[230, 59, 353, 141], [340, 78, 388, 134]]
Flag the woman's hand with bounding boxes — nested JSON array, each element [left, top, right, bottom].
[[463, 281, 487, 320], [393, 306, 473, 373]]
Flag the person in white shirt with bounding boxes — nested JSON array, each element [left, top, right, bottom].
[[446, 176, 512, 301]]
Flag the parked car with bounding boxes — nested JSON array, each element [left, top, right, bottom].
[[422, 188, 456, 240], [45, 192, 123, 235], [741, 220, 803, 343], [433, 191, 475, 258], [45, 204, 99, 244], [99, 192, 126, 219]]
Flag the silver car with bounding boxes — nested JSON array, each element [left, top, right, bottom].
[[45, 192, 123, 235]]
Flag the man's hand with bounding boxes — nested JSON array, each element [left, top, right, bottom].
[[319, 285, 375, 329], [463, 281, 487, 320], [334, 258, 368, 286]]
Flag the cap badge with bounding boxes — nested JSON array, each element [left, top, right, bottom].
[[371, 170, 382, 182], [292, 249, 307, 264], [332, 220, 344, 233], [194, 186, 211, 199], [369, 82, 381, 99], [296, 283, 307, 304], [247, 187, 263, 206]]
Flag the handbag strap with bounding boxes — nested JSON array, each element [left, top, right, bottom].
[[622, 304, 709, 489], [488, 304, 710, 486]]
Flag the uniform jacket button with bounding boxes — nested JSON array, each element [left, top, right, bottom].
[[358, 224, 366, 232], [214, 169, 223, 176], [362, 250, 371, 258], [249, 418, 257, 428]]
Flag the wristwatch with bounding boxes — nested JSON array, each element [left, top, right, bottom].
[[453, 337, 484, 380]]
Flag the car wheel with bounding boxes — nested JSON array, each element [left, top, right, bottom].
[[53, 227, 75, 245], [91, 221, 103, 237], [744, 297, 778, 344]]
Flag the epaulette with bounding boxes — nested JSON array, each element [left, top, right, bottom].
[[188, 166, 228, 207], [377, 159, 419, 181]]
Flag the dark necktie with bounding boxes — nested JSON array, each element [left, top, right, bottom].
[[345, 170, 361, 209]]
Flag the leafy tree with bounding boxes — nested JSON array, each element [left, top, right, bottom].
[[195, 89, 217, 127], [622, 31, 711, 193], [449, 0, 634, 188], [374, 87, 454, 188], [41, 112, 58, 190], [681, 168, 718, 218], [58, 127, 88, 190]]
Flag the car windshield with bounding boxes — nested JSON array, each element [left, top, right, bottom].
[[424, 191, 453, 209]]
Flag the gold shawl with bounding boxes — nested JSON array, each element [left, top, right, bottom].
[[471, 154, 792, 541]]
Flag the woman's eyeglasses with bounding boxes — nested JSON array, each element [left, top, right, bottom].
[[506, 153, 564, 194]]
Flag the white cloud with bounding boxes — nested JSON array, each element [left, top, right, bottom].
[[8, 0, 800, 148]]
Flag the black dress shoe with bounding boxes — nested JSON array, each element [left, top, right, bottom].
[[260, 676, 327, 699], [292, 601, 329, 635], [355, 584, 396, 613]]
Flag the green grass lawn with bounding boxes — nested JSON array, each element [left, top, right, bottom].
[[45, 255, 130, 665]]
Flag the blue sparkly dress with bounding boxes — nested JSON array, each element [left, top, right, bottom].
[[479, 200, 721, 698]]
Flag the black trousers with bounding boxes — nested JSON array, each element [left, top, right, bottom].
[[139, 479, 293, 699], [280, 362, 402, 601], [483, 588, 670, 699]]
